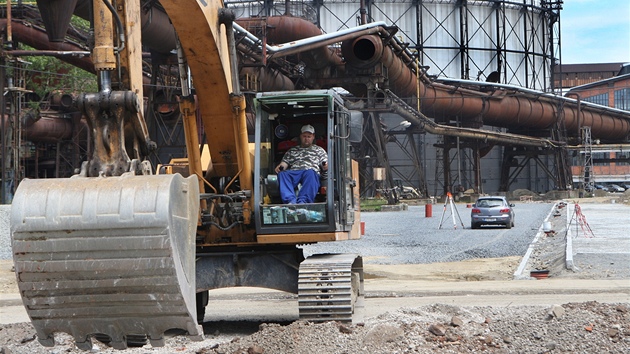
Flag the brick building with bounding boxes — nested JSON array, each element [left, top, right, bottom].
[[554, 62, 627, 90], [565, 64, 630, 186]]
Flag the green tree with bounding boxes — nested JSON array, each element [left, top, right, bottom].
[[21, 52, 97, 97]]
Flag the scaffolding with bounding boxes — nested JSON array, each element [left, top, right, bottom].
[[581, 126, 594, 193], [1, 58, 29, 204]]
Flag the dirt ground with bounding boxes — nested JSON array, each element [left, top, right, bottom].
[[1, 195, 628, 353], [0, 257, 520, 296], [363, 256, 521, 282], [2, 255, 629, 353], [0, 260, 14, 294]]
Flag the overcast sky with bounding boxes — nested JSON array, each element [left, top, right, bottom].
[[560, 0, 630, 64]]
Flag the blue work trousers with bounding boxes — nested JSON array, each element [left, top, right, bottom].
[[278, 169, 320, 204]]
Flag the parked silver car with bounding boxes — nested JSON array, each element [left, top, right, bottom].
[[608, 184, 626, 193], [471, 196, 515, 229]]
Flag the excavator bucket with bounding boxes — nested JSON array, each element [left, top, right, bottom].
[[10, 173, 202, 350]]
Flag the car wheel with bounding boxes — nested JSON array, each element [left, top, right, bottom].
[[505, 221, 512, 229], [471, 223, 478, 229]]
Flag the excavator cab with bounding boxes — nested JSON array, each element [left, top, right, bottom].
[[253, 90, 363, 237]]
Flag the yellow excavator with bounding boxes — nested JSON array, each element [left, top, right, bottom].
[[10, 0, 363, 349]]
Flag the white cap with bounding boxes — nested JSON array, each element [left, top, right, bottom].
[[301, 124, 315, 134]]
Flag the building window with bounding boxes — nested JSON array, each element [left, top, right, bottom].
[[571, 153, 579, 166], [617, 152, 629, 166], [614, 88, 630, 111], [592, 152, 609, 166], [583, 93, 609, 106]]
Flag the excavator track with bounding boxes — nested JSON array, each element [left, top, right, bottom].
[[11, 173, 202, 350], [298, 254, 364, 323]]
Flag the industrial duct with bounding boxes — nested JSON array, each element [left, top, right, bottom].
[[9, 3, 630, 143], [383, 90, 555, 148], [341, 34, 630, 142], [0, 19, 94, 73]]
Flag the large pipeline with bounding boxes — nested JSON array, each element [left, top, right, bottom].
[[1, 111, 85, 143], [239, 67, 295, 92], [421, 80, 630, 141], [8, 2, 630, 143], [0, 19, 94, 73], [341, 34, 630, 142], [234, 18, 393, 95], [237, 17, 343, 70], [384, 90, 555, 148], [232, 19, 630, 142]]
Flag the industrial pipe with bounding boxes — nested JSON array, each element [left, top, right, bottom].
[[10, 3, 630, 143], [384, 91, 556, 148], [341, 34, 630, 142], [0, 19, 94, 73], [240, 67, 295, 92], [427, 79, 630, 141], [235, 19, 392, 66], [24, 115, 74, 142], [2, 112, 76, 143], [236, 17, 346, 69]]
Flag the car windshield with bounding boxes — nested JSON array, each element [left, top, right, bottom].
[[477, 199, 503, 207]]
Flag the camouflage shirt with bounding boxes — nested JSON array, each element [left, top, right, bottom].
[[281, 144, 327, 173]]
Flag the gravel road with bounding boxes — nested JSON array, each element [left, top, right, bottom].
[[0, 202, 551, 264], [302, 202, 553, 264]]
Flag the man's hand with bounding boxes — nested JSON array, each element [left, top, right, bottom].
[[275, 162, 288, 173], [322, 161, 328, 171]]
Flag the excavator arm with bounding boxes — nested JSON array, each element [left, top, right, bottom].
[[80, 0, 153, 177], [160, 1, 251, 184]]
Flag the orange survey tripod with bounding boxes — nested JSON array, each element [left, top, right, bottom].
[[438, 192, 465, 229]]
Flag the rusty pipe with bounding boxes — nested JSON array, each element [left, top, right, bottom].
[[236, 17, 345, 70], [342, 35, 383, 69], [342, 34, 417, 98], [342, 34, 630, 142], [240, 67, 295, 92], [24, 115, 74, 142], [386, 94, 556, 148], [6, 111, 75, 143], [138, 5, 178, 54], [0, 19, 95, 73], [48, 92, 75, 111], [427, 79, 630, 141]]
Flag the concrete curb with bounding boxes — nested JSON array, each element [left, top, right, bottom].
[[565, 202, 577, 271], [513, 202, 558, 280]]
